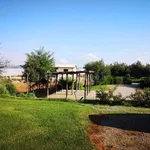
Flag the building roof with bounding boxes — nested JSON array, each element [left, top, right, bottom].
[[56, 64, 77, 68]]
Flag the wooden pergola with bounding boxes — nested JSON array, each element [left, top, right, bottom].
[[46, 71, 94, 100]]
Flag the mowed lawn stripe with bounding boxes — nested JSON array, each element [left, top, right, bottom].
[[0, 98, 95, 150]]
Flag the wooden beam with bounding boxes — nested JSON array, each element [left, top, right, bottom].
[[49, 78, 52, 96], [47, 80, 49, 98], [89, 73, 91, 93], [61, 73, 63, 91], [87, 73, 89, 95], [84, 73, 87, 100], [75, 73, 78, 92], [71, 74, 74, 95], [66, 73, 68, 99], [78, 73, 80, 90], [55, 74, 58, 93]]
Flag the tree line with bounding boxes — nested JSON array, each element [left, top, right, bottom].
[[84, 60, 150, 85], [1, 47, 150, 86]]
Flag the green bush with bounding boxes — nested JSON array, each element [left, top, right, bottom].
[[96, 90, 125, 105], [96, 90, 112, 104], [85, 88, 150, 107], [102, 76, 114, 85], [140, 77, 150, 88], [5, 83, 16, 96], [0, 84, 9, 96], [113, 76, 123, 84], [129, 88, 150, 107], [17, 93, 36, 98], [123, 74, 132, 84]]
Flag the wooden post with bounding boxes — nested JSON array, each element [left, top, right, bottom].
[[91, 73, 93, 92], [89, 73, 91, 92], [61, 73, 63, 91], [49, 77, 52, 96], [47, 80, 49, 98], [87, 73, 89, 95], [75, 73, 78, 92], [84, 73, 87, 100], [78, 73, 80, 90], [71, 74, 74, 95], [55, 74, 58, 93], [66, 73, 68, 99], [26, 73, 29, 94]]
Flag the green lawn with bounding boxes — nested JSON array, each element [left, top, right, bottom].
[[80, 84, 116, 91], [0, 98, 150, 150], [91, 85, 116, 91]]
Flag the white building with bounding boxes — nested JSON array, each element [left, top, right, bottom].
[[56, 64, 77, 72], [56, 65, 77, 79]]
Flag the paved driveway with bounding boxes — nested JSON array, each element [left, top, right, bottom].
[[113, 84, 139, 98]]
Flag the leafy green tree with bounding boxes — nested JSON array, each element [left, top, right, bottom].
[[110, 62, 129, 76], [22, 47, 55, 82], [144, 64, 150, 77], [129, 61, 144, 78], [84, 60, 110, 85]]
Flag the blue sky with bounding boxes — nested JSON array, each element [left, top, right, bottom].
[[0, 0, 150, 67]]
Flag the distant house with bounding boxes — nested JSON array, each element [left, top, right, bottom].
[[56, 65, 78, 79], [56, 65, 77, 72]]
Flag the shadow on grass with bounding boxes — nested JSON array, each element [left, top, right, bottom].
[[89, 114, 150, 133]]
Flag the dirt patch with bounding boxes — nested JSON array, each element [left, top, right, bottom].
[[88, 114, 150, 150], [13, 82, 27, 92]]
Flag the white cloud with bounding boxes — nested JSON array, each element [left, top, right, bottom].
[[87, 53, 99, 60]]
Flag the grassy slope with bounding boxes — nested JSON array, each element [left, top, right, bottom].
[[0, 98, 95, 150], [0, 98, 150, 150]]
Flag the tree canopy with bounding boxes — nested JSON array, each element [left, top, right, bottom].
[[22, 47, 55, 82], [84, 60, 110, 84], [84, 60, 150, 85]]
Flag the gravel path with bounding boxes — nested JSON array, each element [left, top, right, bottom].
[[49, 84, 139, 100], [49, 90, 96, 100], [113, 84, 139, 98]]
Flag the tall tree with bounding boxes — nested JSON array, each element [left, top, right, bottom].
[[84, 60, 110, 85], [0, 54, 9, 74], [22, 47, 55, 82], [129, 61, 144, 78], [144, 64, 150, 77], [110, 62, 129, 76]]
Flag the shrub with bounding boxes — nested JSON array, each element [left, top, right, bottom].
[[129, 88, 150, 107], [113, 76, 123, 84], [0, 84, 9, 96], [96, 89, 125, 105], [17, 93, 36, 98], [123, 74, 132, 84], [102, 76, 114, 85], [112, 93, 125, 105], [140, 77, 150, 88], [96, 90, 112, 104], [5, 83, 16, 96]]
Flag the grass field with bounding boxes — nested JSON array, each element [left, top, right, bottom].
[[0, 98, 150, 150], [80, 84, 116, 91], [91, 85, 116, 91]]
